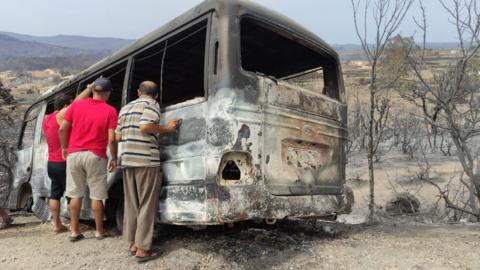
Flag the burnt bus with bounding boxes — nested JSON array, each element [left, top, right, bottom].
[[8, 0, 353, 229]]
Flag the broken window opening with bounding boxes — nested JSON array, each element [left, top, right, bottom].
[[19, 105, 41, 150], [240, 18, 339, 99], [80, 62, 127, 112], [46, 85, 78, 115], [222, 160, 241, 180], [130, 20, 207, 108], [45, 101, 54, 115]]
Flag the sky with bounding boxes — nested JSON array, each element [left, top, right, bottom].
[[0, 0, 458, 44]]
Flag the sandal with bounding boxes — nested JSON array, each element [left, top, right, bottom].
[[54, 225, 68, 233], [136, 249, 160, 263], [68, 234, 85, 242]]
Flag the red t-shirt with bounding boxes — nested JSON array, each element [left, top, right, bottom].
[[42, 112, 64, 162], [64, 98, 118, 159]]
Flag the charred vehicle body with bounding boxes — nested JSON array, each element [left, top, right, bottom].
[[8, 0, 353, 228]]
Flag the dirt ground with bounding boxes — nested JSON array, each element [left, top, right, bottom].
[[0, 215, 479, 270], [1, 150, 478, 270]]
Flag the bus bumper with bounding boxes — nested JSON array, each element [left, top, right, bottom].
[[159, 185, 354, 225]]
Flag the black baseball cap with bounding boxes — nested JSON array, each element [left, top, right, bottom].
[[92, 77, 113, 92]]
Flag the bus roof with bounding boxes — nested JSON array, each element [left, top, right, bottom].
[[37, 0, 338, 102]]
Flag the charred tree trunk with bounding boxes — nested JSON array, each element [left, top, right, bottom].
[[368, 72, 376, 218]]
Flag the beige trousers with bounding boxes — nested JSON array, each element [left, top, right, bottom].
[[123, 167, 162, 250]]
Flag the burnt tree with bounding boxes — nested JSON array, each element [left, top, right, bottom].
[[351, 0, 413, 220], [404, 0, 480, 220]]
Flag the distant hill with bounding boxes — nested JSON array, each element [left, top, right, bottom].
[[0, 34, 90, 60], [0, 31, 134, 53], [424, 42, 460, 49], [333, 42, 460, 52], [334, 42, 460, 62]]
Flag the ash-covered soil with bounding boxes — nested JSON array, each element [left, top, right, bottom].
[[0, 215, 479, 270]]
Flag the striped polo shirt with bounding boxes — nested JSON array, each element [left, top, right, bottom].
[[115, 96, 161, 167]]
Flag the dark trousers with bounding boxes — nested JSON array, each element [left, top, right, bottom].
[[47, 162, 67, 200], [123, 167, 162, 250]]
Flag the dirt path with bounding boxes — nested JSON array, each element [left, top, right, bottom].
[[0, 215, 479, 270]]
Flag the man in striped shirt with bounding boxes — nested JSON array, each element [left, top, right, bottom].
[[115, 81, 180, 263]]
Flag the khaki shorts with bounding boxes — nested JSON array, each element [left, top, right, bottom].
[[66, 151, 108, 200]]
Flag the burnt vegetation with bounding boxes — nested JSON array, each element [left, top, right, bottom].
[[0, 80, 17, 180], [348, 0, 480, 222]]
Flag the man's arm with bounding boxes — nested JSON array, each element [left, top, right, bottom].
[[108, 129, 118, 172], [139, 119, 181, 135], [58, 120, 72, 160], [56, 84, 92, 125], [74, 84, 93, 101], [56, 107, 68, 125]]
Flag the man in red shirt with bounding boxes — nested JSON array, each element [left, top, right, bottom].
[[42, 85, 91, 233], [59, 77, 118, 242]]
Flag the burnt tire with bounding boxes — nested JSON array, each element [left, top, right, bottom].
[[106, 182, 124, 234], [18, 184, 33, 212], [114, 196, 124, 234]]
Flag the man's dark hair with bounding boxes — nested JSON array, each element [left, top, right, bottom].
[[54, 95, 71, 111], [139, 81, 159, 96]]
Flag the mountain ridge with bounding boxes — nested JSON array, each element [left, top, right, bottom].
[[0, 34, 108, 72], [0, 31, 134, 52], [0, 31, 461, 72]]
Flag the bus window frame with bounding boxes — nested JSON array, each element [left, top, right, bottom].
[[127, 12, 213, 111], [77, 60, 130, 110]]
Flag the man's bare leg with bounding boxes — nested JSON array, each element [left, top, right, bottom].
[[49, 199, 67, 232], [69, 198, 82, 236], [91, 199, 105, 237], [130, 244, 138, 254]]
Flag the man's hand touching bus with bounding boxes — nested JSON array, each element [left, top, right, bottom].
[[139, 118, 182, 135]]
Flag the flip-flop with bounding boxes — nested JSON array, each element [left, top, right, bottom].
[[68, 234, 85, 242], [135, 249, 160, 263], [0, 218, 13, 230], [95, 232, 111, 240], [128, 245, 138, 256]]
